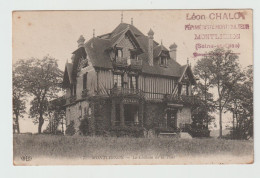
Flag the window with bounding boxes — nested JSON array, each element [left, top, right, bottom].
[[181, 84, 189, 95], [130, 76, 137, 89], [83, 73, 87, 90], [115, 48, 123, 58], [71, 83, 77, 96], [113, 74, 122, 87], [79, 106, 82, 118], [160, 57, 167, 66]]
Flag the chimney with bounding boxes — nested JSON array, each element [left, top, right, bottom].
[[77, 35, 85, 48], [169, 43, 177, 61], [147, 28, 154, 66]]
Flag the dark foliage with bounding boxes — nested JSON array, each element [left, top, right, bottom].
[[79, 117, 90, 136], [65, 121, 76, 136]]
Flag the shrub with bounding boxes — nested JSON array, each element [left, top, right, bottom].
[[226, 128, 252, 140], [79, 117, 90, 136], [65, 121, 76, 136], [189, 126, 210, 137]]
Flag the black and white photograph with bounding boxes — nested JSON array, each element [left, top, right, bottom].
[[12, 9, 253, 165]]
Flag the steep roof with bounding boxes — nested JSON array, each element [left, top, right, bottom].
[[153, 44, 169, 58], [62, 63, 73, 88], [70, 22, 195, 79], [110, 23, 144, 37], [85, 37, 113, 69]]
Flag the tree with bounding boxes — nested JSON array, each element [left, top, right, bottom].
[[14, 56, 63, 133], [193, 57, 215, 129], [12, 72, 26, 134], [207, 48, 244, 138], [227, 65, 253, 139]]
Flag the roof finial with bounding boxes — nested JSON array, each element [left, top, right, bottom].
[[93, 29, 95, 37], [121, 11, 123, 23], [131, 18, 133, 25], [161, 39, 163, 45], [187, 58, 189, 64]]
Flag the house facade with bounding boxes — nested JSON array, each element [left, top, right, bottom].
[[62, 21, 196, 136]]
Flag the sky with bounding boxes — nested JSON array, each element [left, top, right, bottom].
[[12, 10, 253, 133]]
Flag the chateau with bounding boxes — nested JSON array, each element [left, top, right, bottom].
[[62, 19, 196, 136]]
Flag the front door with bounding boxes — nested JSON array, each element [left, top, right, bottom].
[[124, 104, 139, 126]]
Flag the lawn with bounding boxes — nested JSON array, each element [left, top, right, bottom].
[[13, 134, 254, 165]]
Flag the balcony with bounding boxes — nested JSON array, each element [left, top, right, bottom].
[[164, 94, 197, 105], [112, 57, 128, 68], [129, 59, 142, 70], [81, 89, 89, 98], [112, 57, 143, 70], [110, 87, 145, 98]]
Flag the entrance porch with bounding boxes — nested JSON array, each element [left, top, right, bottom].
[[111, 97, 144, 127]]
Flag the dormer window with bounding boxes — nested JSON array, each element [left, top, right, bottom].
[[160, 56, 168, 67], [118, 50, 122, 58], [181, 83, 190, 96]]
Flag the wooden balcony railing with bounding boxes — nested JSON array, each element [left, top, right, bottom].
[[112, 57, 128, 68], [110, 87, 145, 98], [130, 59, 142, 70], [112, 57, 143, 70]]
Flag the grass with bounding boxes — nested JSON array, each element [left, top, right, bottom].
[[13, 134, 254, 165]]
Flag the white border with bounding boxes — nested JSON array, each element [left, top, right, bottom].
[[1, 0, 259, 178]]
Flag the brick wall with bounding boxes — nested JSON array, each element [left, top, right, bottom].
[[66, 100, 90, 134]]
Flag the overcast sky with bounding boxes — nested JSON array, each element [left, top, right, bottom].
[[12, 10, 253, 133]]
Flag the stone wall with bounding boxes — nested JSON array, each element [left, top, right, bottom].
[[65, 100, 90, 134]]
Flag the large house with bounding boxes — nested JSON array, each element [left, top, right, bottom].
[[62, 19, 196, 136]]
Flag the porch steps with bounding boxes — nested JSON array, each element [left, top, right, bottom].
[[179, 132, 192, 139], [158, 132, 193, 139], [158, 132, 179, 138]]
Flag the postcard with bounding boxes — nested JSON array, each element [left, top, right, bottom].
[[12, 9, 253, 165]]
